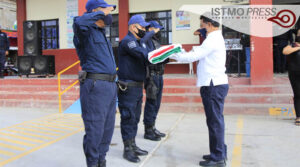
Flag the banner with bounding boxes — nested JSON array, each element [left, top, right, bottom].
[[66, 0, 78, 48], [176, 11, 191, 30]]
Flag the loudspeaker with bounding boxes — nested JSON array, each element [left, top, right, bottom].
[[17, 56, 55, 76], [33, 56, 55, 75], [23, 21, 42, 56], [17, 56, 33, 75]]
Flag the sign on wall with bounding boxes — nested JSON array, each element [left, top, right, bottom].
[[176, 11, 191, 30], [66, 0, 78, 48]]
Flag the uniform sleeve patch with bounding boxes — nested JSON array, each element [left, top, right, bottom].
[[128, 41, 137, 49]]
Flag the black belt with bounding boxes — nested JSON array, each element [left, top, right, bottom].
[[119, 80, 143, 87], [117, 80, 143, 90], [150, 70, 164, 76], [86, 73, 117, 82], [127, 81, 143, 87]]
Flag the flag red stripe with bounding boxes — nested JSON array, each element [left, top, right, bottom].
[[149, 45, 175, 60]]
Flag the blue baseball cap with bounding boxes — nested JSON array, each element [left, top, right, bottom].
[[128, 15, 150, 27], [148, 21, 164, 30], [86, 0, 116, 13]]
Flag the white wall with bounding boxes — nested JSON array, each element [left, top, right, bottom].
[[25, 0, 248, 48], [106, 0, 118, 14], [26, 0, 68, 49]]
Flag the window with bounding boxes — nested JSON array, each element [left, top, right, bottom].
[[41, 19, 59, 49], [105, 14, 119, 47], [131, 11, 172, 45]]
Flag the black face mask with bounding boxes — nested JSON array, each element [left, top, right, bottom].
[[104, 14, 113, 26], [296, 36, 300, 43], [153, 32, 161, 41], [135, 26, 146, 38]]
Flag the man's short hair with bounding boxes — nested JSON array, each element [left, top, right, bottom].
[[200, 15, 204, 20], [202, 16, 220, 27]]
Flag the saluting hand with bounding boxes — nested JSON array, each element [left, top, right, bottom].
[[101, 6, 114, 16], [153, 28, 160, 34]]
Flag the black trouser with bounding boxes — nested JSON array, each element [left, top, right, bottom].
[[200, 81, 229, 161], [275, 40, 288, 73], [288, 71, 300, 118], [0, 51, 5, 77], [144, 74, 164, 126]]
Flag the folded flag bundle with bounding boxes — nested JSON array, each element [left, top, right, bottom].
[[148, 44, 182, 64]]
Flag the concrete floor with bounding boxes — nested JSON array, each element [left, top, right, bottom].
[[0, 108, 299, 167]]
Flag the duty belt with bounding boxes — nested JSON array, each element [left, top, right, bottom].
[[117, 80, 143, 91], [150, 70, 164, 76], [86, 73, 117, 82]]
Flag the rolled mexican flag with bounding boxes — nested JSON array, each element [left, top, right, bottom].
[[148, 44, 182, 64]]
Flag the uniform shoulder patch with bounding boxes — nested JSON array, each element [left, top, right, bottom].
[[128, 41, 137, 49]]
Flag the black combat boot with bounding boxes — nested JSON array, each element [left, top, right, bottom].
[[153, 126, 166, 137], [199, 159, 226, 167], [203, 154, 228, 161], [98, 160, 106, 167], [144, 125, 161, 141], [123, 140, 140, 163], [132, 139, 148, 156], [0, 71, 4, 79]]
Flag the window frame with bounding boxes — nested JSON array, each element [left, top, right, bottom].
[[105, 14, 119, 47], [40, 19, 59, 50], [130, 10, 172, 45]]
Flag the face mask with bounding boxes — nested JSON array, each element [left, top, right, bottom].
[[153, 32, 161, 40], [104, 14, 113, 26], [296, 36, 300, 43], [135, 26, 146, 38]]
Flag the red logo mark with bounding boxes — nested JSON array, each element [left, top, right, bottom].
[[267, 10, 296, 28]]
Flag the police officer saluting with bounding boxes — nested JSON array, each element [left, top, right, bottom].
[[0, 25, 10, 79], [142, 21, 167, 141], [117, 15, 150, 163], [73, 0, 117, 167]]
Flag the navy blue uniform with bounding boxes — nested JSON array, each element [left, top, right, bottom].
[[73, 11, 117, 167], [0, 31, 9, 78], [144, 73, 164, 126], [142, 32, 166, 127], [118, 32, 149, 141]]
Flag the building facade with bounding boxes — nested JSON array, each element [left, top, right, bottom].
[[0, 0, 16, 30], [17, 0, 276, 85]]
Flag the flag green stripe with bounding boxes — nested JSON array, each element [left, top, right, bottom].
[[151, 47, 182, 64]]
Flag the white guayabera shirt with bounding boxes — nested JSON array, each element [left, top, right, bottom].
[[172, 30, 228, 87]]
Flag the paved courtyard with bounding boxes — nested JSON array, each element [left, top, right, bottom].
[[0, 108, 299, 167]]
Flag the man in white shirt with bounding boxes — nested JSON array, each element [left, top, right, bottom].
[[171, 16, 228, 167]]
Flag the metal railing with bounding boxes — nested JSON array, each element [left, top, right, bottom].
[[57, 60, 80, 113]]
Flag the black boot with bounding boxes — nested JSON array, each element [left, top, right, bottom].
[[123, 140, 140, 163], [98, 160, 106, 167], [199, 159, 226, 167], [153, 126, 166, 137], [295, 98, 300, 118], [132, 139, 148, 156], [144, 125, 161, 141], [203, 154, 228, 161]]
